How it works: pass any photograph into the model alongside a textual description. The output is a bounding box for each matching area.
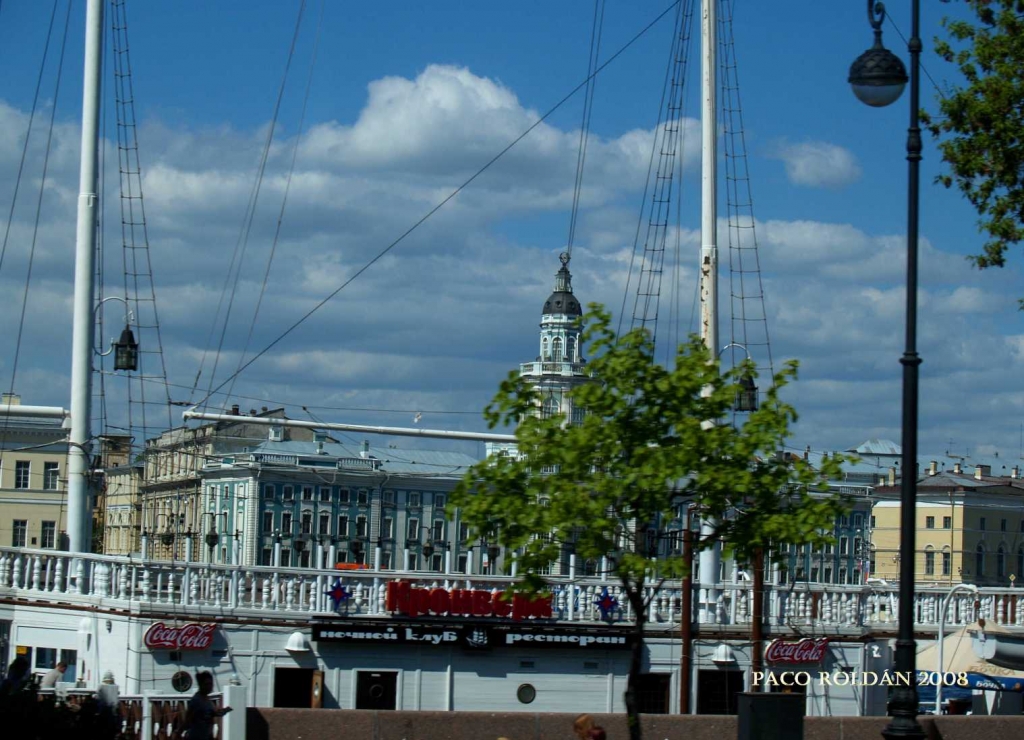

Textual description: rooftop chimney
[804,446,810,461]
[975,465,991,480]
[360,440,370,459]
[1012,466,1019,480]
[1,393,21,406]
[953,462,962,474]
[231,404,240,416]
[888,467,896,486]
[261,406,268,413]
[928,460,938,476]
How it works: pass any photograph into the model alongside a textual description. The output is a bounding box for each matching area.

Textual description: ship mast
[67,0,104,553]
[697,0,721,621]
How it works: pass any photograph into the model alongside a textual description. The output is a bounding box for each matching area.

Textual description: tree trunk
[625,586,646,740]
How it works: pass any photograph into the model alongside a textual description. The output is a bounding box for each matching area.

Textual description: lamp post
[848,2,922,738]
[935,584,978,715]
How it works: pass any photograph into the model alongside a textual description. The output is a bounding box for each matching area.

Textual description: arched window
[542,396,559,419]
[924,546,935,576]
[542,337,549,361]
[976,544,986,578]
[998,545,1007,578]
[566,336,576,363]
[551,337,562,362]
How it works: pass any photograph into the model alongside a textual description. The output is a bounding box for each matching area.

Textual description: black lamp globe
[114,325,139,372]
[848,3,907,107]
[422,541,434,560]
[205,531,219,550]
[160,531,175,547]
[735,373,759,413]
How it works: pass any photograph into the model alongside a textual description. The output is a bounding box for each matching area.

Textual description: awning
[911,624,1024,692]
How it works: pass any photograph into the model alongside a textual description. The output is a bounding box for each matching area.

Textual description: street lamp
[93,296,139,372]
[718,343,758,413]
[935,584,979,716]
[849,2,923,738]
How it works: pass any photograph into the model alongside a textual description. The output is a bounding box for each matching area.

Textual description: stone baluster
[167,572,177,604]
[272,572,280,608]
[12,554,24,589]
[716,593,726,624]
[356,582,366,613]
[74,558,85,595]
[0,552,8,588]
[262,576,271,609]
[140,567,151,601]
[378,582,387,614]
[31,556,42,591]
[44,557,54,592]
[309,578,319,612]
[118,565,128,600]
[213,572,223,607]
[52,557,64,594]
[96,563,110,598]
[286,577,296,610]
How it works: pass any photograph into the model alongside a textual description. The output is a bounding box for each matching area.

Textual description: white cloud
[768,140,862,189]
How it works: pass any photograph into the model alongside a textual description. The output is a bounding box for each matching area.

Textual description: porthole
[517,683,536,704]
[171,671,193,693]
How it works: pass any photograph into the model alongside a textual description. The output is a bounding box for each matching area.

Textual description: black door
[273,667,315,708]
[356,671,398,710]
[696,669,745,715]
[635,673,671,714]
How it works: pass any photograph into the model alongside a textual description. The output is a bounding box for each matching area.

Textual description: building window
[383,489,395,505]
[409,492,420,507]
[943,516,952,529]
[458,553,469,573]
[406,552,418,571]
[261,548,272,566]
[262,512,274,532]
[853,514,863,529]
[281,512,292,534]
[459,522,469,542]
[280,549,291,567]
[431,554,443,572]
[319,513,330,536]
[338,488,350,503]
[435,494,446,509]
[301,511,312,535]
[43,463,59,491]
[380,551,392,569]
[432,520,445,541]
[356,516,368,538]
[357,489,369,506]
[823,567,833,584]
[567,336,576,363]
[976,545,986,577]
[382,517,394,539]
[542,396,559,418]
[41,521,56,549]
[263,485,275,500]
[302,486,313,501]
[15,461,30,489]
[998,546,1006,578]
[1001,519,1007,532]
[12,520,27,547]
[870,516,876,528]
[338,515,349,538]
[407,518,420,540]
[925,516,935,529]
[925,550,935,576]
[840,537,849,555]
[551,337,562,362]
[319,487,331,502]
[980,517,987,531]
[942,550,951,576]
[283,486,294,501]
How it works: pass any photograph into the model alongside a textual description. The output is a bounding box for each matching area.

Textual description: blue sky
[1,0,1021,465]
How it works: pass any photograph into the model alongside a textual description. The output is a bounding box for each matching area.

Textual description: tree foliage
[451,304,849,739]
[923,0,1024,287]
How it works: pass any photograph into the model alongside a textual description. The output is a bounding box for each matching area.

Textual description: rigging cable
[4,0,72,419]
[193,0,308,413]
[187,0,683,411]
[224,0,326,409]
[564,0,606,260]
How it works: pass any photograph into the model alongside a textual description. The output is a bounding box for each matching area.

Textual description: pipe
[751,548,765,691]
[680,528,693,714]
[182,409,518,443]
[0,405,70,419]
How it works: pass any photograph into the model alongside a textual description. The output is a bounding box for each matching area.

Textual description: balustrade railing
[2,546,1022,631]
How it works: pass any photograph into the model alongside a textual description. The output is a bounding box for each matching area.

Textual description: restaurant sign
[764,637,830,664]
[312,622,635,650]
[144,622,217,651]
[385,581,553,622]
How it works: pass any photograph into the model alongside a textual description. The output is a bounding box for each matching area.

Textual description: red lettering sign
[385,582,552,622]
[764,637,829,664]
[144,622,216,651]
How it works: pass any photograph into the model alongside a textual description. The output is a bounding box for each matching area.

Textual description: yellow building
[102,462,143,555]
[871,462,1024,587]
[0,394,70,550]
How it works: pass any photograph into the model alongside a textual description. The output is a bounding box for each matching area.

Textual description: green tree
[451,305,847,740]
[923,0,1024,294]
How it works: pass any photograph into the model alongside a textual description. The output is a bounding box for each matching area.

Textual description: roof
[234,439,480,478]
[542,253,582,317]
[848,439,901,456]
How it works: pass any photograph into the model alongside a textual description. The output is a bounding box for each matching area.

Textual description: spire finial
[559,251,570,268]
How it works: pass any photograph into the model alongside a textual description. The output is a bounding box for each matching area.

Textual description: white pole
[67,0,104,554]
[697,0,721,620]
[182,410,517,443]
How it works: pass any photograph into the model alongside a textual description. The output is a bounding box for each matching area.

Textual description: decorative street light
[935,584,979,716]
[718,343,758,413]
[848,2,923,738]
[93,297,139,372]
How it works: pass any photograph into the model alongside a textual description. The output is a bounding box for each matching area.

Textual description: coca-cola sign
[764,637,829,664]
[144,622,216,651]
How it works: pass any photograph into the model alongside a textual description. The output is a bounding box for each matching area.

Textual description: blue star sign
[595,587,618,621]
[325,579,352,611]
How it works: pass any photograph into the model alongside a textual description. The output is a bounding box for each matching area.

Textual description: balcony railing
[519,361,590,377]
[0,546,1021,632]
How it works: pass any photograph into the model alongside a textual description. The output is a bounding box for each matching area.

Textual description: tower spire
[554,251,573,294]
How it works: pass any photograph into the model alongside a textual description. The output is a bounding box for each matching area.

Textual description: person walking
[182,671,232,740]
[40,661,66,688]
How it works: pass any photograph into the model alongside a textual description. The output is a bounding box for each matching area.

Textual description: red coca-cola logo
[764,637,829,664]
[144,622,216,651]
